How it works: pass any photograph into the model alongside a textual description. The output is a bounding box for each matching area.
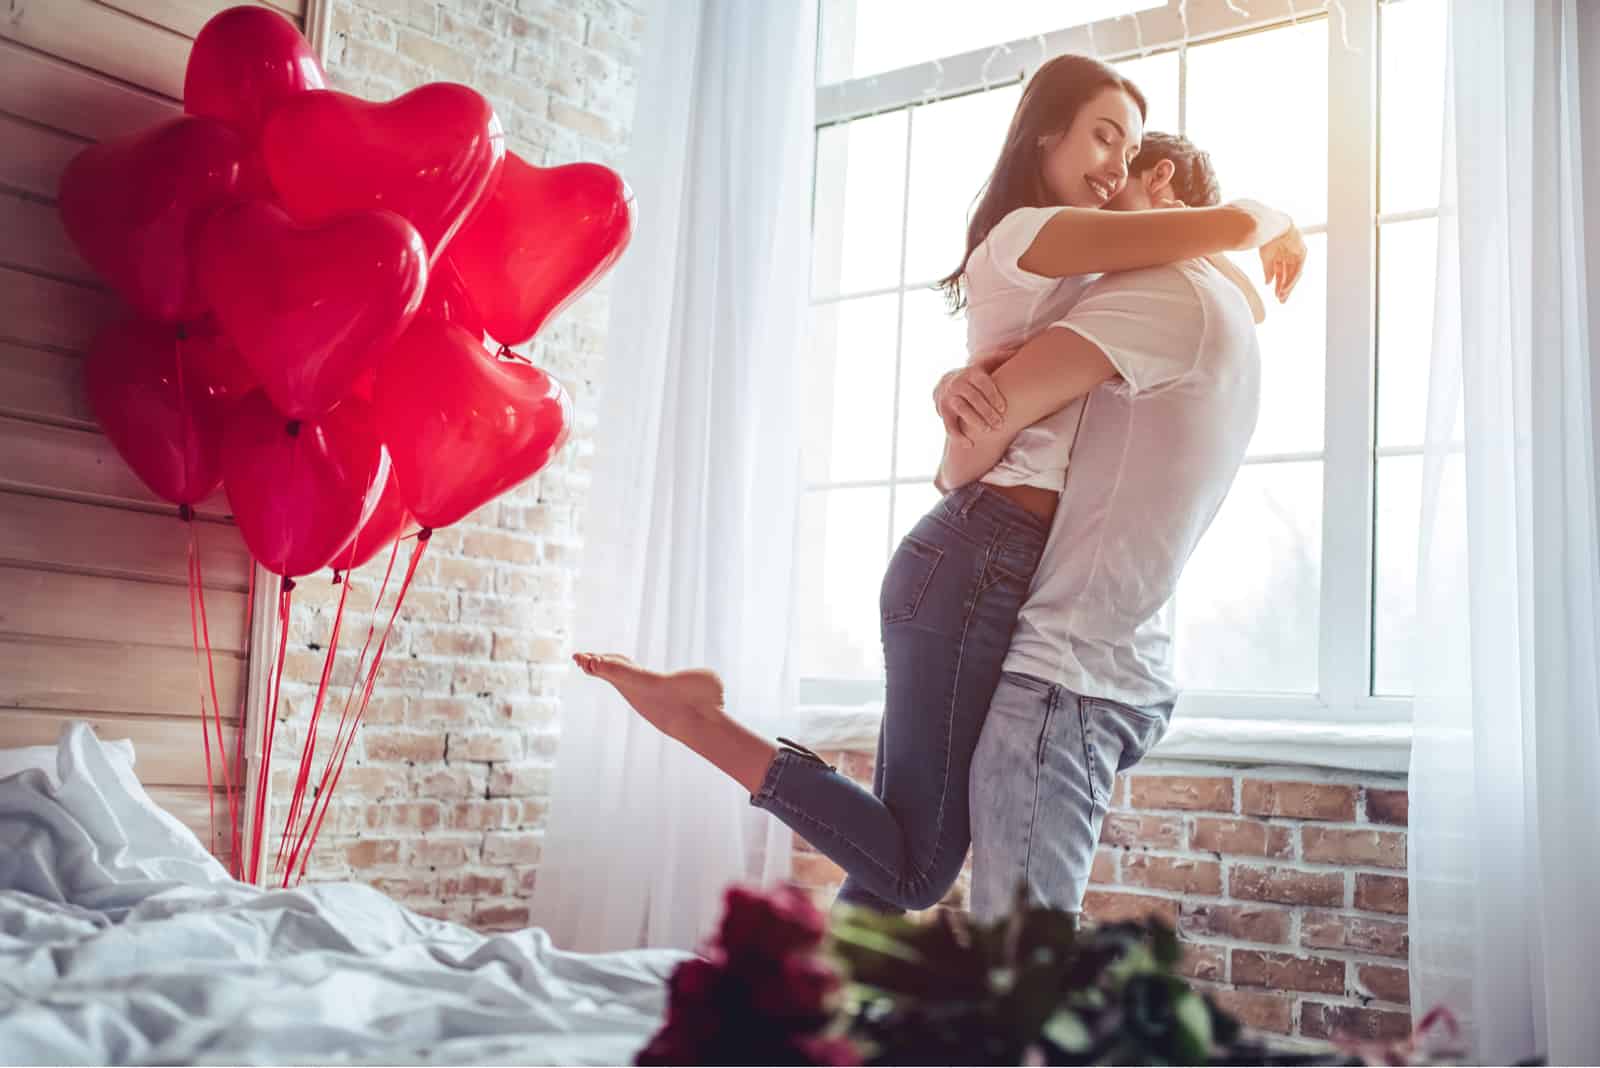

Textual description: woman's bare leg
[572,653,778,794]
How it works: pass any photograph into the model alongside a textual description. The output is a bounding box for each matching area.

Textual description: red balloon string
[284,532,403,877]
[496,343,530,365]
[187,516,237,864]
[247,576,294,886]
[185,517,218,856]
[274,569,351,882]
[230,564,257,879]
[291,530,430,883]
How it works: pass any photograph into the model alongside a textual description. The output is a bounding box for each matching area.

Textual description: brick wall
[264,0,644,929]
[798,750,1411,1051]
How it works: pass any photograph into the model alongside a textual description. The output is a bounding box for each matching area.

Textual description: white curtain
[1409,2,1600,1062]
[528,0,814,952]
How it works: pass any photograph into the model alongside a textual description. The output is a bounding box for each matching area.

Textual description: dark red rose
[718,883,827,961]
[748,954,844,1020]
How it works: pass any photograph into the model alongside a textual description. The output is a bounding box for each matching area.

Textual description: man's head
[1107,131,1220,210]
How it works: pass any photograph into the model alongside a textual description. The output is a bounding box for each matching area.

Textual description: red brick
[1355,873,1408,914]
[1190,817,1295,858]
[472,903,532,931]
[1229,865,1345,907]
[1241,780,1357,821]
[408,838,472,869]
[1179,903,1292,945]
[1099,812,1184,849]
[447,799,519,830]
[1356,963,1411,1005]
[1232,949,1346,994]
[452,730,524,762]
[345,838,402,868]
[369,875,435,899]
[483,830,541,865]
[1301,911,1409,959]
[1121,855,1222,895]
[1128,775,1234,812]
[440,870,508,898]
[1302,827,1406,869]
[334,765,409,799]
[383,801,444,831]
[1091,849,1118,885]
[1081,891,1179,927]
[1207,989,1293,1035]
[792,851,844,888]
[1176,943,1226,982]
[1300,1002,1412,1042]
[1365,788,1409,826]
[488,762,552,797]
[364,730,447,763]
[416,766,484,799]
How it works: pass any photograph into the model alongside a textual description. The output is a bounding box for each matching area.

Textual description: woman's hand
[934,363,1007,447]
[1259,223,1307,302]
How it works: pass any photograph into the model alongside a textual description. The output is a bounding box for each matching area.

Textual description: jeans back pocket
[880,534,943,625]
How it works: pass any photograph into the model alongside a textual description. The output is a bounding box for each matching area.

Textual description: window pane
[1222,232,1328,456]
[805,296,900,484]
[903,85,1021,286]
[1175,461,1323,693]
[796,488,890,680]
[1374,451,1465,695]
[1380,0,1447,216]
[1377,217,1460,448]
[819,0,1163,85]
[891,480,943,546]
[1115,49,1180,138]
[896,287,965,479]
[812,111,908,298]
[1186,20,1329,225]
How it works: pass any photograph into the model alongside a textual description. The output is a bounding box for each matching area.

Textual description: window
[799,0,1445,759]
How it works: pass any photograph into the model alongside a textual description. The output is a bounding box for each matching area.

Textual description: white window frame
[800,0,1422,772]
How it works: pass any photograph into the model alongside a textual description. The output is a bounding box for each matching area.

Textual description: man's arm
[934,327,1118,492]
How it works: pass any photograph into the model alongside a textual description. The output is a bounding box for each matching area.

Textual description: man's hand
[934,364,1006,447]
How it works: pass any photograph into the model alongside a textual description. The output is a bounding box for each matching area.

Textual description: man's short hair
[1132,131,1221,207]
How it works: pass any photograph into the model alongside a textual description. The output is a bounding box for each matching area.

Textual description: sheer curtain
[528,0,814,952]
[1409,2,1600,1062]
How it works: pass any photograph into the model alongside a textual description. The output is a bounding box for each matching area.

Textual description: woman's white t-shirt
[963,206,1096,492]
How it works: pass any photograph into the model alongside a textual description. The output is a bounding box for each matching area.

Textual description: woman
[573,54,1305,913]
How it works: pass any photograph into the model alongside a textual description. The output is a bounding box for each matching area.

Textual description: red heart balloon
[374,318,571,530]
[260,84,505,264]
[445,155,633,347]
[332,464,413,573]
[58,117,246,323]
[83,319,239,507]
[184,5,327,143]
[221,391,389,578]
[195,201,427,419]
[346,258,483,404]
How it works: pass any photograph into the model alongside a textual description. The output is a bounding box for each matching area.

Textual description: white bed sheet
[0,723,684,1066]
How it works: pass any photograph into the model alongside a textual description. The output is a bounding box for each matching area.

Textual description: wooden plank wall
[0,0,306,864]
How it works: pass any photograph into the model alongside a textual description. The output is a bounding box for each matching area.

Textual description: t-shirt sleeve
[973,206,1070,290]
[1050,265,1205,396]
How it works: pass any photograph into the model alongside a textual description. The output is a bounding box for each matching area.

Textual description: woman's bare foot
[572,653,727,741]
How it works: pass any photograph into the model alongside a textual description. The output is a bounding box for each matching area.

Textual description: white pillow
[0,735,137,787]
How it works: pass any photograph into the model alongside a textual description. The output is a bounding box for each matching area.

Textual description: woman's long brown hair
[936,54,1147,311]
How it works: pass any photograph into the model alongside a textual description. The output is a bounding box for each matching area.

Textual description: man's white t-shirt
[1001,257,1262,707]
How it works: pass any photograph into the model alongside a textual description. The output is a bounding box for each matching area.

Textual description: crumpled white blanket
[0,723,684,1066]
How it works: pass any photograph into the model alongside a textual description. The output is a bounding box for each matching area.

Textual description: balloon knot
[282,577,296,594]
[176,323,190,342]
[178,504,194,523]
[285,420,302,438]
[418,527,434,544]
[331,571,344,585]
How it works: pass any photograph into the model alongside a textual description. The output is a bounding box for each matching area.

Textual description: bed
[0,723,684,1066]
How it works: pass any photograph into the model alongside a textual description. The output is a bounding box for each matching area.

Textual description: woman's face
[1038,86,1144,209]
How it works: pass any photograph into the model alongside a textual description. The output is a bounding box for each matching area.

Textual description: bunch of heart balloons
[58,4,633,886]
[63,3,634,579]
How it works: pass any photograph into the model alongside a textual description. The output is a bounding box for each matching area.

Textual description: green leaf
[1043,1008,1092,1053]
[1170,989,1215,1061]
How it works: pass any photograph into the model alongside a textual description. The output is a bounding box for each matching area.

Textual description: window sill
[790,705,1411,775]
